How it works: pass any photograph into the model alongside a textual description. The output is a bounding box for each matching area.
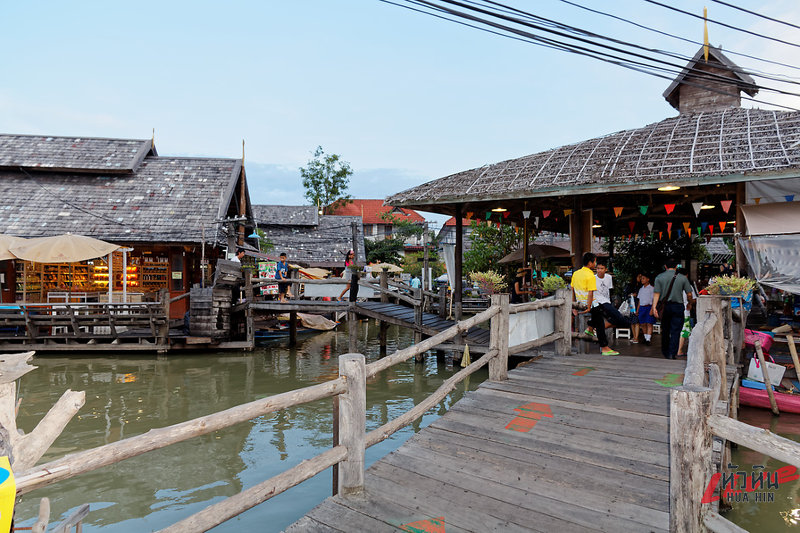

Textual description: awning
[742,203,800,236]
[739,235,800,295]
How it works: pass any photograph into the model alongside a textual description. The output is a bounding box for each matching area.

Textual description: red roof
[330,199,425,225]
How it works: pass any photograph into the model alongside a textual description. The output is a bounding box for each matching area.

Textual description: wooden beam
[338,354,365,495]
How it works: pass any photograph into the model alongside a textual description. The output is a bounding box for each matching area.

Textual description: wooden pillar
[379,321,388,355]
[289,311,297,346]
[244,270,254,349]
[422,221,429,291]
[522,212,529,271]
[289,268,299,301]
[670,385,713,533]
[414,288,423,362]
[438,285,447,318]
[159,288,170,348]
[554,287,573,356]
[735,182,746,276]
[338,353,365,495]
[380,269,389,303]
[569,200,583,271]
[454,204,463,321]
[348,305,358,354]
[489,294,510,381]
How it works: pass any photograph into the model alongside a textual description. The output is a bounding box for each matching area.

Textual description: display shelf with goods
[93,257,141,292]
[258,261,279,296]
[15,262,43,302]
[141,256,170,292]
[41,263,92,292]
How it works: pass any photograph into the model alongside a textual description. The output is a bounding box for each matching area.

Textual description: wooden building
[252,205,366,268]
[0,134,253,318]
[386,45,800,317]
[329,199,425,253]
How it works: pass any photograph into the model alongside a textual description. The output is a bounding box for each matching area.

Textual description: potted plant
[541,275,567,296]
[707,274,756,311]
[468,271,506,296]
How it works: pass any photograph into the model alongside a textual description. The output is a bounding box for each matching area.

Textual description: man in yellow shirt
[571,252,618,356]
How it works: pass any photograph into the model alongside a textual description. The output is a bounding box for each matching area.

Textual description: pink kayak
[739,386,800,414]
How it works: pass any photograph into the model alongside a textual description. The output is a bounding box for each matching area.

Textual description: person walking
[652,258,694,359]
[338,250,356,301]
[636,273,655,345]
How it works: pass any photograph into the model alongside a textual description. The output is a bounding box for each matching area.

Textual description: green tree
[300,146,353,214]
[402,251,445,278]
[610,235,711,299]
[365,238,403,264]
[463,221,521,282]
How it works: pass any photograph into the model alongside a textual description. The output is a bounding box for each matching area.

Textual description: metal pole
[108,253,113,303]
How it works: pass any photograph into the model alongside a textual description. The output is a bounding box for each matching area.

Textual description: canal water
[15,319,487,532]
[725,407,800,531]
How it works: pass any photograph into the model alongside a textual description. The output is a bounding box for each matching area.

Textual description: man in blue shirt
[410,276,421,289]
[275,252,292,302]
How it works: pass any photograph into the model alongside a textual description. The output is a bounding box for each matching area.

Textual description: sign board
[258,261,279,295]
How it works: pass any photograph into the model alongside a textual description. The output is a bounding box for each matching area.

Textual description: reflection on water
[725,407,800,531]
[15,319,485,532]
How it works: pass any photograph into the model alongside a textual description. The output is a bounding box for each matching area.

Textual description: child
[637,273,655,345]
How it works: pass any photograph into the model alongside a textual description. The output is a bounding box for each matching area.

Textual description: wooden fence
[670,295,800,533]
[13,289,573,531]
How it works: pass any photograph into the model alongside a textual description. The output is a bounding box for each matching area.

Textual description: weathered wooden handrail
[156,446,348,533]
[366,348,499,447]
[509,297,566,314]
[16,377,348,493]
[169,292,190,304]
[365,304,501,378]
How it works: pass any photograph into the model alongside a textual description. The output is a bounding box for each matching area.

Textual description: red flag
[665,203,676,215]
[720,200,732,213]
[543,210,551,218]
[628,221,635,233]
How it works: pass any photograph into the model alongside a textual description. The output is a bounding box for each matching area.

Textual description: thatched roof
[0,134,155,173]
[387,107,800,211]
[253,205,318,226]
[0,156,248,243]
[255,213,366,268]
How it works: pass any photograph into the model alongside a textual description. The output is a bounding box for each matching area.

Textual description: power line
[710,0,800,32]
[385,0,800,110]
[643,0,800,50]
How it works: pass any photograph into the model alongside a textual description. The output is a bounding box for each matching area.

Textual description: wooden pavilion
[386,46,800,318]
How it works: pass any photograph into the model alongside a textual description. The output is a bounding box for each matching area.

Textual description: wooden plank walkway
[355,301,491,345]
[286,353,691,532]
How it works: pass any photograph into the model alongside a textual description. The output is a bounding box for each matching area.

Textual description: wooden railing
[12,288,574,530]
[669,295,800,533]
[0,292,170,346]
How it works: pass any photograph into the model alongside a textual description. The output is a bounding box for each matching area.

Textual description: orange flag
[613,207,623,217]
[719,221,726,232]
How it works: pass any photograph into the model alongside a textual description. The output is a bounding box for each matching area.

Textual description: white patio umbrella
[0,234,26,261]
[369,262,403,273]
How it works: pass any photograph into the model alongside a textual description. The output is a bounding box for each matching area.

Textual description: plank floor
[285,353,689,532]
[356,301,492,344]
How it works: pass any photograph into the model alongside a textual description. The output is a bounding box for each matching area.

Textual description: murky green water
[14,319,486,532]
[725,407,800,531]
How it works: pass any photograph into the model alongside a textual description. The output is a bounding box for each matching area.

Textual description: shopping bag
[618,300,629,315]
[747,356,786,386]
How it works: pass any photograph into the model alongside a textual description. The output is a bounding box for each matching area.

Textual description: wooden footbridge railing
[670,295,800,533]
[10,289,573,531]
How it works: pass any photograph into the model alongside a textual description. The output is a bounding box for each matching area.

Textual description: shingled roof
[0,134,155,173]
[256,213,366,268]
[253,205,319,226]
[386,107,800,210]
[0,156,247,243]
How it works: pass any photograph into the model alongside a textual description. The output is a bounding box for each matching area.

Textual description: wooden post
[289,311,297,346]
[338,353,365,496]
[244,270,254,349]
[331,396,339,496]
[159,288,170,347]
[755,340,779,416]
[380,269,389,303]
[697,296,726,400]
[454,203,463,321]
[735,182,746,277]
[289,268,299,300]
[413,288,423,354]
[438,285,447,318]
[489,294,510,382]
[348,305,358,354]
[379,320,388,355]
[670,385,714,533]
[554,288,572,356]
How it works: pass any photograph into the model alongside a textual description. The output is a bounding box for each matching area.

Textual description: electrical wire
[642,0,800,50]
[710,0,800,32]
[380,0,800,111]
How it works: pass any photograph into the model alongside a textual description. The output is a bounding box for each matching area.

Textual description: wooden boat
[739,380,800,414]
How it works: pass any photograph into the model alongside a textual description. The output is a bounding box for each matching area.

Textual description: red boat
[739,386,800,414]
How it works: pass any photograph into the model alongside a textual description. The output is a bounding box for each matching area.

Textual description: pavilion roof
[386,107,800,212]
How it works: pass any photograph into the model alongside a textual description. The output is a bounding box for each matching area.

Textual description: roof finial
[151,128,155,148]
[703,6,709,61]
[242,139,245,164]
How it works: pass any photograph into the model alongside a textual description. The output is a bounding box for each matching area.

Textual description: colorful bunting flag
[692,202,702,217]
[659,231,663,240]
[787,195,795,202]
[720,200,732,213]
[522,210,531,219]
[701,222,709,232]
[754,198,761,205]
[647,221,654,232]
[628,221,636,233]
[709,225,714,235]
[667,222,673,233]
[665,203,676,215]
[534,216,540,228]
[466,211,473,220]
[543,210,551,219]
[485,212,492,220]
[719,221,726,232]
[613,207,623,217]
[683,222,691,234]
[564,209,573,216]
[639,206,648,215]
[696,226,701,236]
[503,212,510,219]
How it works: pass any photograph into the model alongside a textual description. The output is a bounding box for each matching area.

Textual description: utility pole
[351,221,359,266]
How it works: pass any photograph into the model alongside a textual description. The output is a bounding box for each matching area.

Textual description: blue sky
[2,1,799,229]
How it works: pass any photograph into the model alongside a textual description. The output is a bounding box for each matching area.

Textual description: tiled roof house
[0,134,253,310]
[329,199,425,247]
